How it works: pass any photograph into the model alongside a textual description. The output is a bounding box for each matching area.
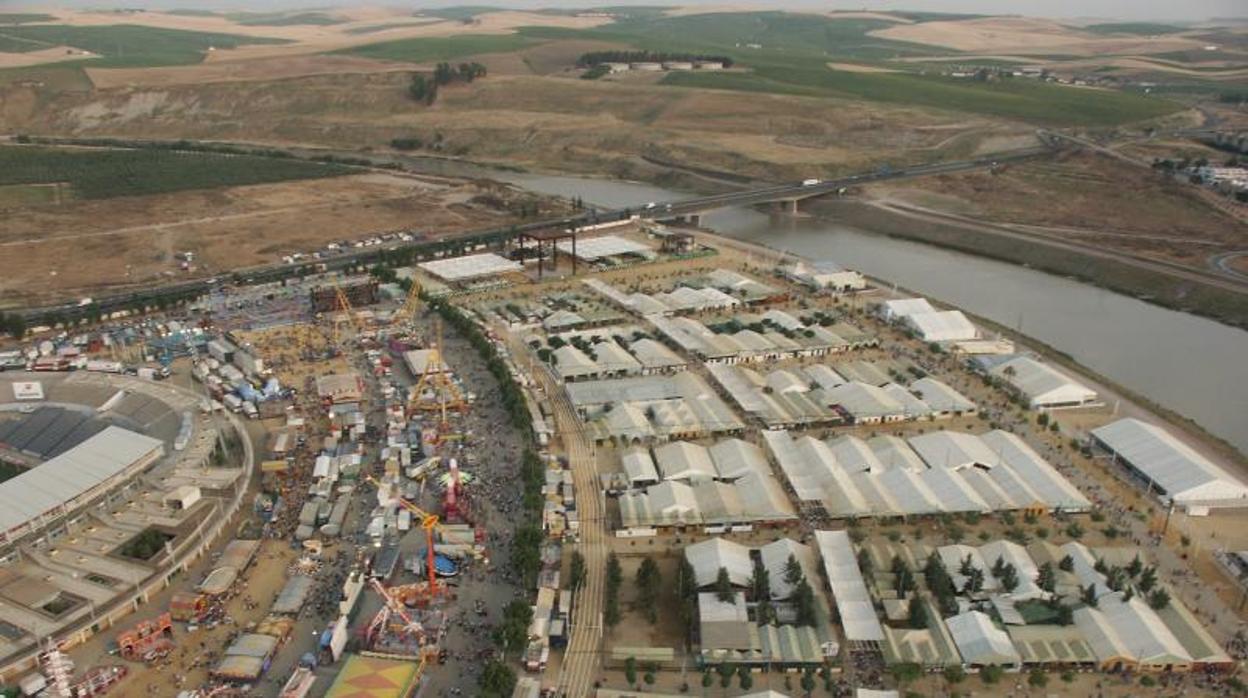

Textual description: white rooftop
[556,235,655,261]
[1092,418,1248,507]
[418,253,523,281]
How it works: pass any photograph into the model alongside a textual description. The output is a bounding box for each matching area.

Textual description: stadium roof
[1091,418,1248,507]
[0,426,163,536]
[418,253,522,281]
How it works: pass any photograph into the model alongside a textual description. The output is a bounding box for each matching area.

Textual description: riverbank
[693,228,1247,468]
[807,197,1248,330]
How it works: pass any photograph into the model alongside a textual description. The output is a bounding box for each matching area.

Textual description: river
[482,170,1248,457]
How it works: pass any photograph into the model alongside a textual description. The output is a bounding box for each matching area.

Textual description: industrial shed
[909,378,977,416]
[759,538,818,600]
[555,235,655,261]
[814,530,884,647]
[620,449,660,486]
[654,441,717,481]
[880,297,936,321]
[905,310,979,342]
[628,338,686,374]
[1007,625,1096,668]
[1074,595,1193,673]
[0,426,164,542]
[988,356,1098,410]
[1091,418,1248,514]
[618,474,796,529]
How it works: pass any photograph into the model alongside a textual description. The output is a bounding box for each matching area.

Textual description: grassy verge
[0,144,352,200]
[0,24,287,68]
[335,33,533,62]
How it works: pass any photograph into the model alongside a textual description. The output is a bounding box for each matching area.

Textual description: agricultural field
[1082,22,1189,35]
[0,145,351,200]
[0,24,288,68]
[335,33,533,63]
[0,13,54,25]
[664,66,1182,127]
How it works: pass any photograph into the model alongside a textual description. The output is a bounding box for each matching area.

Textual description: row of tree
[408,62,488,105]
[577,50,733,68]
[0,311,27,339]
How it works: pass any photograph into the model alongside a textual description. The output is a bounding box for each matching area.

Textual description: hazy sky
[23,0,1246,22]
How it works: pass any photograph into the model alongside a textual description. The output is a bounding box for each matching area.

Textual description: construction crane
[367,477,447,604]
[408,318,466,428]
[330,280,366,346]
[391,279,423,327]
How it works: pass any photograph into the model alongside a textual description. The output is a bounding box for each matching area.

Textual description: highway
[13,145,1053,325]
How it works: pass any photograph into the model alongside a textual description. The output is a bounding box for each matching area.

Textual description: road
[504,330,606,697]
[13,142,1052,324]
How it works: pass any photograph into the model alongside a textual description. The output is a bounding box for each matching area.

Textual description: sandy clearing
[86,54,414,89]
[870,16,1203,56]
[826,61,898,73]
[0,46,97,69]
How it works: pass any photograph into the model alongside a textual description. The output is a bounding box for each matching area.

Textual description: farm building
[1091,418,1248,514]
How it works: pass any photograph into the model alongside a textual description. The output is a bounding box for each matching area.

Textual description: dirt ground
[86,54,414,89]
[0,172,549,305]
[0,45,97,69]
[870,16,1205,57]
[863,150,1247,270]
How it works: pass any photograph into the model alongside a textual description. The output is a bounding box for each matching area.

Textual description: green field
[0,32,50,52]
[0,24,288,68]
[0,13,54,25]
[226,12,343,27]
[344,20,433,35]
[0,145,352,200]
[336,33,534,62]
[0,64,94,91]
[515,11,1183,127]
[0,182,66,207]
[1084,22,1189,35]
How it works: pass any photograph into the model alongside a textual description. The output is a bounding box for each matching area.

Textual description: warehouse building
[419,253,523,282]
[627,338,687,374]
[986,356,1098,410]
[904,310,979,343]
[781,260,867,293]
[1091,418,1248,514]
[555,235,656,263]
[648,314,853,363]
[880,298,936,321]
[685,538,752,588]
[764,429,1089,519]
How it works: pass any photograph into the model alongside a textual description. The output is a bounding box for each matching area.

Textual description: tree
[715,566,734,603]
[1138,566,1158,593]
[943,665,965,684]
[1028,669,1048,688]
[493,600,532,658]
[480,659,517,696]
[794,578,817,627]
[908,598,929,629]
[857,547,873,575]
[800,671,816,695]
[1037,562,1056,593]
[1082,583,1099,608]
[624,656,638,687]
[749,558,770,602]
[784,553,804,589]
[959,554,975,577]
[569,551,586,590]
[678,557,699,642]
[1055,603,1074,626]
[991,554,1007,579]
[701,670,713,690]
[1000,564,1019,593]
[1148,588,1171,610]
[637,557,662,623]
[1059,554,1075,572]
[981,665,1004,685]
[890,663,921,685]
[644,672,655,686]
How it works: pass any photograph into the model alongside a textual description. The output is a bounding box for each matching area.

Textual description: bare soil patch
[826,61,899,73]
[871,16,1202,56]
[87,53,411,89]
[0,173,538,304]
[0,45,96,68]
[863,151,1246,270]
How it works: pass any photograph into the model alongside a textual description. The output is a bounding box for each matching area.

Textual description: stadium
[0,370,254,682]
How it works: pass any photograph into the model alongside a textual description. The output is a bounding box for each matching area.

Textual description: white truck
[242,401,259,420]
[223,394,243,413]
[802,178,821,186]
